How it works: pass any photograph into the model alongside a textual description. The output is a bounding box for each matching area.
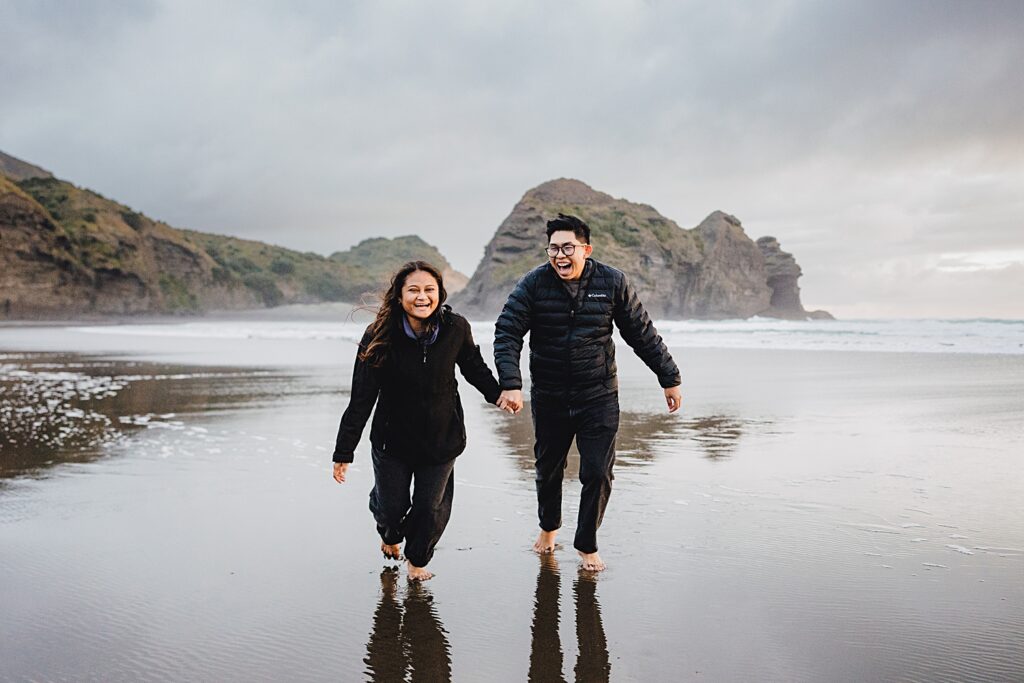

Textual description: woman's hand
[497,389,522,414]
[664,386,682,413]
[333,462,349,483]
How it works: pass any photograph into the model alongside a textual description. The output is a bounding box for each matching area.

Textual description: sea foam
[69,317,1024,355]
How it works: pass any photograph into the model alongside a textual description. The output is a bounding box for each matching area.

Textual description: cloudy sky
[2,0,1022,317]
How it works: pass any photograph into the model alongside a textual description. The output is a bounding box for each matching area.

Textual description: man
[495,213,682,571]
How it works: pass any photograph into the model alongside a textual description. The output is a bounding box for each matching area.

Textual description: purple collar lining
[403,316,439,344]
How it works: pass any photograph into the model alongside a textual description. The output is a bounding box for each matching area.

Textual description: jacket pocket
[451,392,467,452]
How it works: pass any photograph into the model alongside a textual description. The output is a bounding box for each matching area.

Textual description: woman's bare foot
[381,542,402,560]
[578,550,606,572]
[533,529,558,554]
[407,561,433,581]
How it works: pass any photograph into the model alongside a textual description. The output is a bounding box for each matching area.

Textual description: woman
[332,261,508,581]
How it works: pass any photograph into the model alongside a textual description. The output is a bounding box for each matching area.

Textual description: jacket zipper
[568,303,576,388]
[566,265,593,395]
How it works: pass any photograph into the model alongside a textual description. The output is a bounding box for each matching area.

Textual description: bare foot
[407,561,434,581]
[533,529,558,554]
[578,550,606,572]
[381,542,402,560]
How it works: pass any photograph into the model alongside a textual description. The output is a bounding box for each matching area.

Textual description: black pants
[369,446,455,568]
[531,394,620,554]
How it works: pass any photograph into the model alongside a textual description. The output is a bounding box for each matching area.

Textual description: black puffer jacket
[494,259,680,403]
[333,308,501,464]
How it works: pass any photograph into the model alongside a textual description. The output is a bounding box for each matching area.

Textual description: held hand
[664,386,682,414]
[333,462,349,483]
[498,389,523,415]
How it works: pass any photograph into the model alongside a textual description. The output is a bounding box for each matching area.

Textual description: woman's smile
[402,271,440,322]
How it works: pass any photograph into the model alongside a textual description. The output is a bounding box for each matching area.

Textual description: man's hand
[497,389,523,414]
[333,462,349,483]
[664,386,682,413]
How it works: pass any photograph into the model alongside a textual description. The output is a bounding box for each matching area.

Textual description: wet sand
[1,329,1023,681]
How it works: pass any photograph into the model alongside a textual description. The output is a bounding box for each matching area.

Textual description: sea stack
[452,178,831,320]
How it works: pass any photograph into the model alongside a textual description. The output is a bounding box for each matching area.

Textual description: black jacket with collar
[494,258,681,404]
[333,308,501,464]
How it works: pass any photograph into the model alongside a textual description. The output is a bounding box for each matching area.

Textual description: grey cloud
[1,0,1021,316]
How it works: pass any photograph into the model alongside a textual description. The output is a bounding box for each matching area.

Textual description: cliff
[0,151,465,319]
[0,151,53,181]
[329,236,468,296]
[452,179,831,320]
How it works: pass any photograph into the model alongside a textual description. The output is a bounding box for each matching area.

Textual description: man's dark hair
[545,213,590,244]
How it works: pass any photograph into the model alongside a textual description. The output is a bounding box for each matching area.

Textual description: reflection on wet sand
[681,415,747,459]
[0,352,306,479]
[529,555,610,683]
[364,568,452,682]
[493,400,761,478]
[529,554,565,683]
[573,573,610,682]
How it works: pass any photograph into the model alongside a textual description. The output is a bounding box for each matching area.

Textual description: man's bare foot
[381,542,401,560]
[533,529,558,554]
[407,561,433,581]
[578,550,606,572]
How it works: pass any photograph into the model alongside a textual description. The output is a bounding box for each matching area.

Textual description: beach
[1,317,1022,681]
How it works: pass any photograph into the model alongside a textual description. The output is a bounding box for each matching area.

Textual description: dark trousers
[531,394,619,554]
[369,446,455,568]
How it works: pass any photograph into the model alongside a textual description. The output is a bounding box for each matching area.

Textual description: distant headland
[1,150,829,321]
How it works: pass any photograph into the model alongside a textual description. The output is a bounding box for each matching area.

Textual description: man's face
[547,230,592,281]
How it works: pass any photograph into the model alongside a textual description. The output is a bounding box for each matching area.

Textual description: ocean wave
[64,318,1024,355]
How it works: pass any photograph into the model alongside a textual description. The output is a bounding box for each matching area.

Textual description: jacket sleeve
[493,273,534,391]
[456,318,502,405]
[612,273,681,389]
[332,330,382,463]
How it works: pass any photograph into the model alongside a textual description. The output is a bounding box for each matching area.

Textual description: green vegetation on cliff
[453,178,823,320]
[2,150,468,318]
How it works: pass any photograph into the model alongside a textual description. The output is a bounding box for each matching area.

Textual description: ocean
[38,315,1024,356]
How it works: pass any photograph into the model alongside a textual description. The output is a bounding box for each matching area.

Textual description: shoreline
[3,299,1022,327]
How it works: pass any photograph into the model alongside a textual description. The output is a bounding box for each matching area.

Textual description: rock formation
[755,236,833,319]
[329,236,467,296]
[1,171,259,317]
[0,151,52,182]
[452,179,831,320]
[0,151,465,319]
[2,151,826,321]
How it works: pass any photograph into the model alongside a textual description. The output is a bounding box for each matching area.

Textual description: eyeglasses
[546,243,582,257]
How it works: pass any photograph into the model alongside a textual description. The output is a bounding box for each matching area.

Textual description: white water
[66,317,1024,355]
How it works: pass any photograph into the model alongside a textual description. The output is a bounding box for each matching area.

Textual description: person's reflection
[494,399,757,476]
[573,573,610,682]
[685,415,745,459]
[364,568,452,682]
[529,555,566,683]
[529,556,611,683]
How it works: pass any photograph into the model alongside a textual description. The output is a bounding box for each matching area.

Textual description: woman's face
[401,270,440,322]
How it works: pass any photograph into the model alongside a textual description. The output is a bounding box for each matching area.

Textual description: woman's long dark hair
[359,260,448,368]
